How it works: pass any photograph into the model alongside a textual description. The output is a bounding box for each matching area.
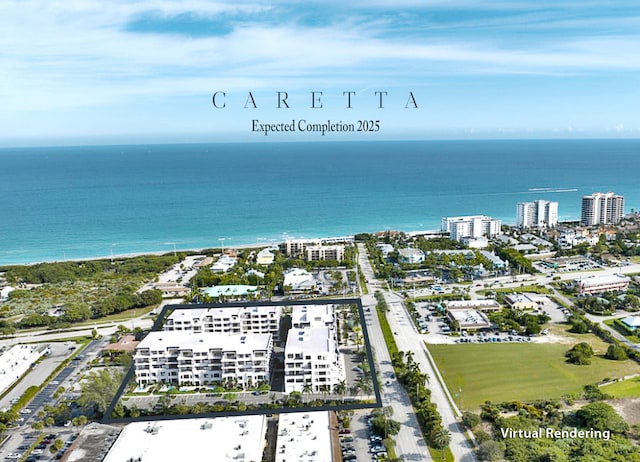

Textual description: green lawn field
[601,376,640,398]
[428,342,640,410]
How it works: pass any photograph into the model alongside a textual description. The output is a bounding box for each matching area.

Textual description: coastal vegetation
[0,255,174,330]
[474,399,639,461]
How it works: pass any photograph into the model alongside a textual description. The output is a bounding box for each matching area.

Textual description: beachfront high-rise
[580,192,625,226]
[441,215,502,242]
[516,200,558,229]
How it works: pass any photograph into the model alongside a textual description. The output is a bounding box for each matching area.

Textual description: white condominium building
[516,200,558,229]
[134,331,272,388]
[163,305,283,341]
[441,215,502,241]
[291,305,335,329]
[284,327,344,393]
[581,192,625,226]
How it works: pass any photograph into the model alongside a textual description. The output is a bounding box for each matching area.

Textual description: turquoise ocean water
[0,139,638,265]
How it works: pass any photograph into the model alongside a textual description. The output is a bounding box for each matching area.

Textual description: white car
[5,453,22,460]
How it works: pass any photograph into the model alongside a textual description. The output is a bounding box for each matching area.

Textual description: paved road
[382,291,476,462]
[358,244,432,461]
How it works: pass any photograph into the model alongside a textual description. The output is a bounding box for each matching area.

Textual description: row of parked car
[339,430,356,461]
[366,415,388,461]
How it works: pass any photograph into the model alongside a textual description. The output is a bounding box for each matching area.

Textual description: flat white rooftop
[275,411,332,462]
[286,328,333,354]
[138,331,272,353]
[292,305,334,327]
[448,309,490,328]
[0,344,46,396]
[446,299,500,309]
[576,274,630,287]
[103,415,266,462]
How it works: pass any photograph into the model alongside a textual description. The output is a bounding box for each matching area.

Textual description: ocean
[0,139,638,265]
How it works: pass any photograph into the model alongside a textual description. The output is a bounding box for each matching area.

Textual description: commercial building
[516,200,559,229]
[164,305,282,341]
[134,331,272,388]
[446,309,491,331]
[581,192,625,226]
[151,282,191,298]
[441,215,502,242]
[275,411,332,462]
[284,327,344,393]
[0,344,48,396]
[575,274,630,295]
[103,416,267,462]
[503,294,539,310]
[445,299,501,313]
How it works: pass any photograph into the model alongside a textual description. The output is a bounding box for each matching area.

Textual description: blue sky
[2,0,640,145]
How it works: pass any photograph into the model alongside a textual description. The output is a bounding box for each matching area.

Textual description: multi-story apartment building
[441,215,502,241]
[516,200,558,228]
[134,331,272,388]
[284,239,345,262]
[163,305,283,341]
[284,327,344,393]
[291,305,335,329]
[305,245,345,262]
[581,192,625,226]
[283,239,322,258]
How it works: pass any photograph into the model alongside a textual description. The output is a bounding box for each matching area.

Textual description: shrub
[605,344,628,361]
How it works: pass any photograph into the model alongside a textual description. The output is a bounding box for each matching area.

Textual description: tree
[569,320,589,334]
[605,344,628,361]
[524,317,541,335]
[575,402,628,434]
[431,426,451,460]
[566,342,594,365]
[334,380,348,403]
[78,368,124,417]
[301,382,313,400]
[50,439,64,454]
[31,421,44,431]
[477,440,505,461]
[461,411,481,429]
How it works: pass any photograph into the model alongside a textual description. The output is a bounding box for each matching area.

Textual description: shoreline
[0,215,615,268]
[0,229,446,267]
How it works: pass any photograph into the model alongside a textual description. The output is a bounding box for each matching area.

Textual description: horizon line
[1,136,640,150]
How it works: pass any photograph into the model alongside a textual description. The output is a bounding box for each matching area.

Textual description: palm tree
[301,382,313,401]
[431,427,451,460]
[334,380,348,403]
